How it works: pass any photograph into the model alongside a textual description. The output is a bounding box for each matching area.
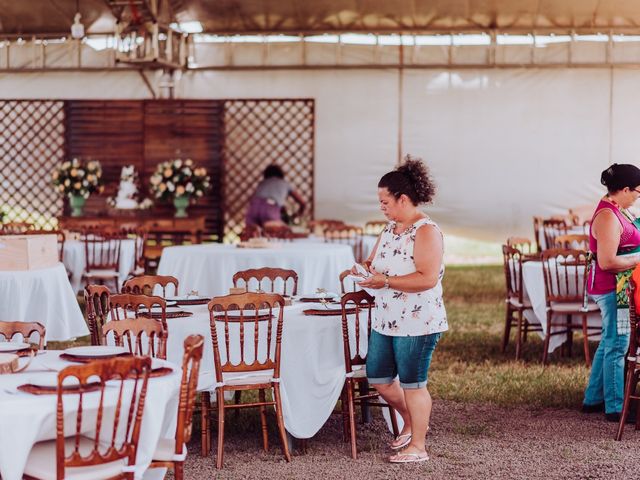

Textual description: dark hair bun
[600,163,640,192]
[396,156,435,204]
[378,155,436,205]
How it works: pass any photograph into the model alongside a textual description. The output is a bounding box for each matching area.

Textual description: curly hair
[378,155,436,205]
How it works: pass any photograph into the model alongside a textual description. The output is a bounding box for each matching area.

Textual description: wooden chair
[616,268,640,440]
[144,227,200,270]
[150,335,204,479]
[501,245,539,359]
[568,205,595,226]
[23,356,152,480]
[540,248,601,365]
[541,218,569,252]
[0,321,45,350]
[120,227,147,277]
[232,267,298,296]
[84,285,111,346]
[109,293,167,330]
[201,293,291,468]
[103,318,167,359]
[506,236,536,256]
[122,275,179,297]
[309,219,345,235]
[532,216,544,253]
[239,224,262,241]
[554,234,589,251]
[339,291,399,458]
[1,221,34,234]
[262,225,295,240]
[339,269,361,294]
[81,231,123,292]
[363,220,387,236]
[324,225,364,263]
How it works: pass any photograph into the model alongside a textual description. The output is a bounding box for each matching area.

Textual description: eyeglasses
[635,188,640,194]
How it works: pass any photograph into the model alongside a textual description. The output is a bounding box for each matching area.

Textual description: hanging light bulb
[71,12,85,39]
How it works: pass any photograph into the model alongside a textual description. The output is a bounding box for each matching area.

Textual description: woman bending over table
[355,156,448,464]
[583,163,640,422]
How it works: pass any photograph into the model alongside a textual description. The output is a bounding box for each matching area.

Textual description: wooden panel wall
[64,100,225,239]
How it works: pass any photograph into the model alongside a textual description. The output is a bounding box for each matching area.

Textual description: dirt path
[179,400,638,479]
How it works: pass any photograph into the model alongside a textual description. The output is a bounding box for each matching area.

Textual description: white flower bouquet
[149,158,210,202]
[52,158,103,198]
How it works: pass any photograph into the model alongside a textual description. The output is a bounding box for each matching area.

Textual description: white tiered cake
[114,165,139,209]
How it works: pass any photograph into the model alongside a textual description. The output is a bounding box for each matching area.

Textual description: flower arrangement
[52,158,103,198]
[149,158,210,201]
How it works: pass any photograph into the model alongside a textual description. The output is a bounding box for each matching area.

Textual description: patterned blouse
[371,217,448,337]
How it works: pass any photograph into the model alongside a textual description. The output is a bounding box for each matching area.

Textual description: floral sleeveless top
[371,217,448,337]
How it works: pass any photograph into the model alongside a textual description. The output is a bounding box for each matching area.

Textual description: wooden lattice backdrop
[0,101,65,229]
[223,99,315,242]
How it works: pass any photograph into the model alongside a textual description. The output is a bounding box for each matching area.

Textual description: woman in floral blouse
[357,156,447,464]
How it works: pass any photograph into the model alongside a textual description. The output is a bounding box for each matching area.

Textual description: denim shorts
[366,330,442,389]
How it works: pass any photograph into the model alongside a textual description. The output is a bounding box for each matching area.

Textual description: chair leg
[200,392,210,456]
[581,314,591,367]
[616,370,637,440]
[272,383,292,462]
[174,461,184,480]
[346,379,357,459]
[542,314,552,365]
[523,318,529,343]
[216,390,225,469]
[502,305,513,353]
[389,405,400,437]
[565,315,573,358]
[259,389,269,451]
[234,390,242,417]
[515,309,523,360]
[340,386,349,443]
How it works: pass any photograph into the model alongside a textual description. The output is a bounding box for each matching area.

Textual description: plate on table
[0,342,30,353]
[63,346,128,358]
[139,306,183,314]
[167,295,210,306]
[295,291,340,303]
[213,308,273,321]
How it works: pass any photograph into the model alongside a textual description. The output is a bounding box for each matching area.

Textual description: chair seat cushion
[83,269,119,279]
[508,296,532,308]
[24,437,128,480]
[550,301,600,313]
[152,438,187,462]
[349,365,367,378]
[222,369,275,387]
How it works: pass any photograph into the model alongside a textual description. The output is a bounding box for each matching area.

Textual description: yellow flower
[164,169,173,178]
[87,174,95,183]
[150,175,161,186]
[176,186,185,196]
[52,171,59,180]
[159,183,167,192]
[73,182,82,189]
[70,169,78,177]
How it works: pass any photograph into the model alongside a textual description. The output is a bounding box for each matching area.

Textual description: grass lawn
[432,265,591,409]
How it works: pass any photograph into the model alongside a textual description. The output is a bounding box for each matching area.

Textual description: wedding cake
[114,165,139,209]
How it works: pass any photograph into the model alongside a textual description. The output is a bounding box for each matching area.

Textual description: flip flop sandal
[389,452,430,464]
[389,433,412,450]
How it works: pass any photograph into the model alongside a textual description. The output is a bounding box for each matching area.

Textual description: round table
[0,263,88,341]
[157,243,356,297]
[63,239,137,294]
[0,351,180,480]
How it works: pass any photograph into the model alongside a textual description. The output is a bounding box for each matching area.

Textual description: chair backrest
[554,234,589,251]
[628,268,640,363]
[262,225,295,240]
[339,269,361,294]
[109,293,167,330]
[55,356,151,480]
[541,218,569,251]
[568,205,595,226]
[208,293,285,381]
[502,245,524,302]
[363,220,387,236]
[506,236,534,255]
[24,229,65,262]
[174,335,204,453]
[83,231,122,271]
[324,225,364,262]
[340,291,374,373]
[122,275,179,297]
[84,285,111,346]
[120,227,147,275]
[0,321,45,350]
[541,248,588,304]
[103,318,167,359]
[240,224,262,241]
[532,216,543,253]
[232,267,298,296]
[1,221,34,234]
[309,219,345,235]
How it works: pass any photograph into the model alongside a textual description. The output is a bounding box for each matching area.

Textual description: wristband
[383,274,390,288]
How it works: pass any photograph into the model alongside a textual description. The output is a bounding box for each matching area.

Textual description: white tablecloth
[521,260,601,353]
[0,263,88,341]
[163,302,370,439]
[0,351,181,480]
[64,239,137,293]
[299,235,379,263]
[158,243,355,297]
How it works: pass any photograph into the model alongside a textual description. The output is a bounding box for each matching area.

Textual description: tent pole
[397,35,404,165]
